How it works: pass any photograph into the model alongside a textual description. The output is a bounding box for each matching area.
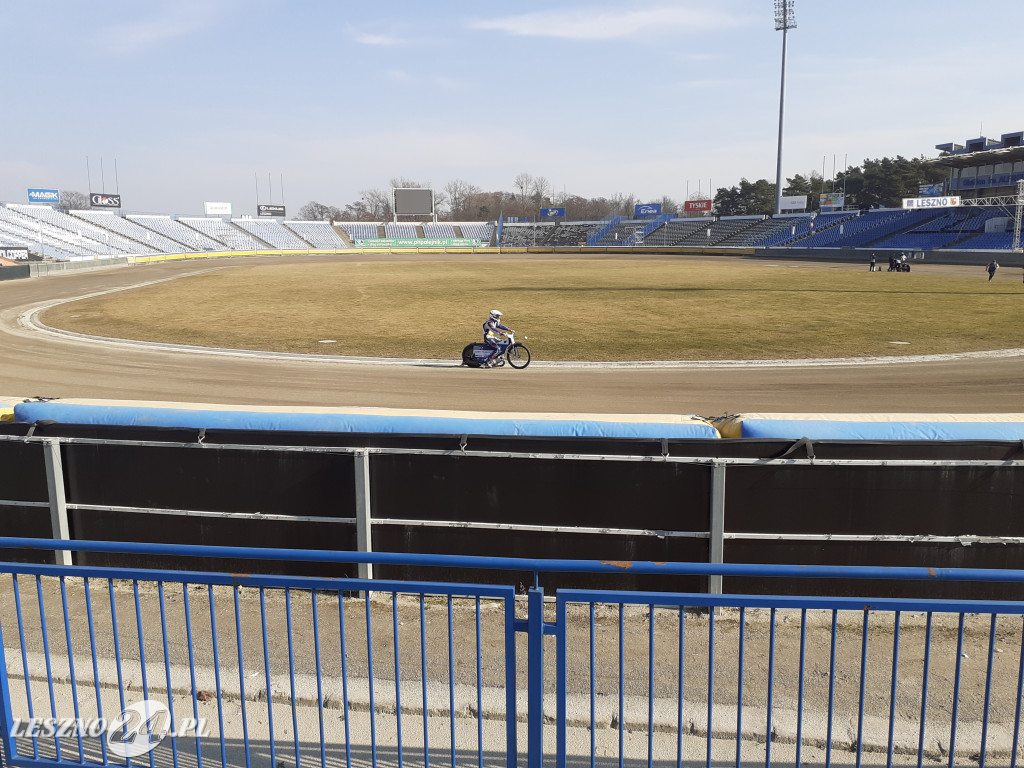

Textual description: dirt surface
[1,253,1024,415]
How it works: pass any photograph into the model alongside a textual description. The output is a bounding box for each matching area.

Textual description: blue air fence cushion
[719,413,1024,441]
[12,401,720,439]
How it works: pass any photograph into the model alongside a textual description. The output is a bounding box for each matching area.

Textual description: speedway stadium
[5,115,1024,768]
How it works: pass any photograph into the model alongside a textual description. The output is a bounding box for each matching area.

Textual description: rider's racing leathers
[482,317,512,364]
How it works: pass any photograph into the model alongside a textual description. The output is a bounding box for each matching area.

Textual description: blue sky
[2,0,1021,216]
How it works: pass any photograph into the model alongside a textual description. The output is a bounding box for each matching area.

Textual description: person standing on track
[987,259,999,281]
[481,309,513,367]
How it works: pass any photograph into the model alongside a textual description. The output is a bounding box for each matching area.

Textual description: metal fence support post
[527,586,544,768]
[709,461,726,595]
[43,439,72,566]
[354,450,373,581]
[0,632,14,768]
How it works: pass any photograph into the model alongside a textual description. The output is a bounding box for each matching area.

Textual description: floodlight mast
[1015,179,1024,252]
[773,0,796,216]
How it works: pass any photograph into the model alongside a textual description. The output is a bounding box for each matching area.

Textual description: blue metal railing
[2,538,1024,768]
[586,215,623,246]
[623,213,673,246]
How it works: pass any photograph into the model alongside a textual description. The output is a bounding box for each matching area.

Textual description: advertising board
[0,247,29,260]
[779,195,807,211]
[819,192,845,211]
[634,203,662,217]
[684,200,712,213]
[903,196,960,209]
[28,188,60,204]
[355,238,481,248]
[204,201,232,216]
[90,193,121,208]
[918,183,945,197]
[258,204,286,217]
[540,207,565,218]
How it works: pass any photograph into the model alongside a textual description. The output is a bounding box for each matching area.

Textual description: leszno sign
[258,204,286,217]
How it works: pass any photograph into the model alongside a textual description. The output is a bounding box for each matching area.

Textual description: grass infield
[41,258,1024,361]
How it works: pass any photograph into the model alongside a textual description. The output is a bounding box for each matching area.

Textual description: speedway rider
[481,310,513,367]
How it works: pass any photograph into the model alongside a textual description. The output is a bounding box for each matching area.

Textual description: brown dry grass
[40,258,1024,361]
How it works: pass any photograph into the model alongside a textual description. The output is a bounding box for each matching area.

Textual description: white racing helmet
[489,310,503,321]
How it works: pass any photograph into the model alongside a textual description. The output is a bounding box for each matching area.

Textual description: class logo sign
[90,193,122,208]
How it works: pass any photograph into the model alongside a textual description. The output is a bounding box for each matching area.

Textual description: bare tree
[361,189,392,220]
[513,173,533,211]
[60,190,90,210]
[443,179,482,220]
[530,176,551,208]
[296,201,342,221]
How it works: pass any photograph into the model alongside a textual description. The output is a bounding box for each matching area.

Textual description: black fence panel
[725,464,1024,537]
[71,510,357,577]
[61,442,356,516]
[369,452,711,530]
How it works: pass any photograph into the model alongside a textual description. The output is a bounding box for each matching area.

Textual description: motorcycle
[462,331,531,369]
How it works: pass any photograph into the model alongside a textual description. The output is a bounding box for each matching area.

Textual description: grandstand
[127,215,224,252]
[180,217,270,250]
[383,223,418,239]
[338,222,380,242]
[1,205,115,260]
[70,210,184,253]
[422,223,456,239]
[284,220,349,249]
[548,223,601,246]
[499,224,554,246]
[6,127,1024,261]
[457,222,494,244]
[233,218,310,249]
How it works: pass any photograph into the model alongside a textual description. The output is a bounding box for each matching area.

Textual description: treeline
[296,157,949,222]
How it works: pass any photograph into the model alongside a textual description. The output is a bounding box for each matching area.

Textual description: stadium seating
[383,223,418,239]
[180,217,271,250]
[7,204,134,255]
[70,211,185,253]
[720,217,805,247]
[1,205,112,258]
[499,224,553,246]
[673,217,763,247]
[456,222,494,244]
[127,215,225,252]
[422,223,457,239]
[338,223,380,242]
[593,220,652,247]
[949,232,1015,250]
[548,223,601,246]
[233,218,310,249]
[284,221,349,249]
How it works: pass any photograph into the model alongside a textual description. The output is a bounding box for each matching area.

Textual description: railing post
[354,449,373,581]
[43,438,72,566]
[709,461,726,595]
[0,632,14,768]
[527,586,544,768]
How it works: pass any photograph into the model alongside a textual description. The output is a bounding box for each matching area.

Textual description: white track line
[17,288,1024,370]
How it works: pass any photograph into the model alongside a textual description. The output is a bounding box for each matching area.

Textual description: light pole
[773,0,796,215]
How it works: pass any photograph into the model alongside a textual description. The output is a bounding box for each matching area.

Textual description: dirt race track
[1,253,1022,416]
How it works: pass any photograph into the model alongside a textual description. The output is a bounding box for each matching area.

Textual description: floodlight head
[774,0,796,31]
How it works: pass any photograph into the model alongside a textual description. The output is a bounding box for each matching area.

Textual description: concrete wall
[27,257,131,277]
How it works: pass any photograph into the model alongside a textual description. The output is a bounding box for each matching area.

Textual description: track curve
[2,255,1022,415]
